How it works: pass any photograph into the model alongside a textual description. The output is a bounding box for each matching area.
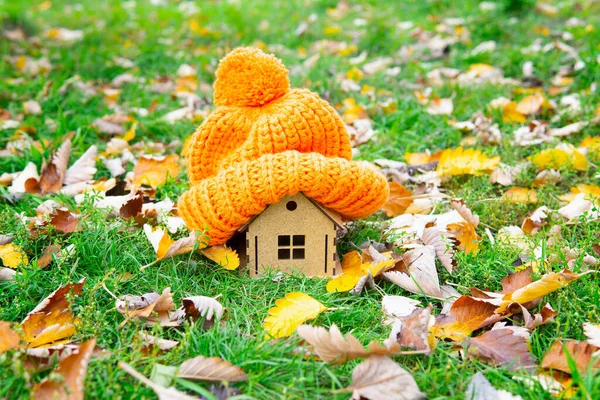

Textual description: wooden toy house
[231,193,343,277]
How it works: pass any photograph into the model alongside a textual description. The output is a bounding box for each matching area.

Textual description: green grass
[1,0,600,399]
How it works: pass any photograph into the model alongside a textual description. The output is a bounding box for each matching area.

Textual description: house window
[277,235,305,260]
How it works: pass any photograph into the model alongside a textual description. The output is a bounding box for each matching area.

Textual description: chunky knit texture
[180,47,389,245]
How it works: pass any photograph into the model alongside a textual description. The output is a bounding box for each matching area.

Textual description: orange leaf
[502,101,527,123]
[541,340,600,375]
[132,155,181,188]
[0,321,21,354]
[447,222,481,254]
[381,183,413,217]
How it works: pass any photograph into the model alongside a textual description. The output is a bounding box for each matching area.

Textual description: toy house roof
[238,192,344,233]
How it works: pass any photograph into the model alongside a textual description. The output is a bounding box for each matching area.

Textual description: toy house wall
[246,193,337,277]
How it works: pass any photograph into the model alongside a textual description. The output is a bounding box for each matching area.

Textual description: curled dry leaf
[40,139,72,193]
[141,226,198,270]
[522,206,549,234]
[450,198,480,228]
[37,244,62,269]
[381,182,413,217]
[389,306,436,353]
[32,338,96,400]
[432,296,500,341]
[381,295,421,318]
[384,245,443,299]
[8,162,40,195]
[467,328,534,371]
[496,270,592,313]
[298,323,424,365]
[63,145,97,185]
[263,292,327,339]
[139,332,179,352]
[422,227,456,273]
[22,279,85,347]
[541,340,600,374]
[177,355,248,382]
[180,296,224,321]
[327,249,395,293]
[343,355,425,400]
[132,155,182,188]
[116,287,175,328]
[49,208,79,233]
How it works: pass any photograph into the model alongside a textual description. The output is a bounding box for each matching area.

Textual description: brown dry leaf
[39,139,72,193]
[177,355,248,382]
[37,244,62,269]
[63,145,97,186]
[501,267,534,294]
[297,323,418,364]
[389,306,436,353]
[0,321,21,354]
[541,340,600,374]
[502,187,538,204]
[21,279,85,347]
[384,246,443,299]
[49,208,79,233]
[342,355,425,400]
[119,362,201,400]
[522,206,549,234]
[522,303,558,330]
[447,222,481,254]
[421,228,456,273]
[139,332,179,352]
[381,182,413,217]
[497,270,592,313]
[119,193,144,219]
[432,296,500,341]
[132,155,181,188]
[141,227,198,270]
[450,198,480,228]
[467,328,534,371]
[32,338,96,400]
[116,287,175,328]
[179,296,225,321]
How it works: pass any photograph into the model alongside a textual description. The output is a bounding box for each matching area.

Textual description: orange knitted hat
[179,48,389,245]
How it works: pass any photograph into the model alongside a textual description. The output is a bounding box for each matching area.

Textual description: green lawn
[1,0,599,399]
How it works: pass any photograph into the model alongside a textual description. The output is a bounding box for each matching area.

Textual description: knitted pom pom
[213,47,290,107]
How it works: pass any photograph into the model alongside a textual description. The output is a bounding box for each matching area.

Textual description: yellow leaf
[15,55,26,71]
[324,26,341,35]
[559,184,600,204]
[436,147,501,178]
[502,101,527,123]
[201,245,240,270]
[263,292,327,338]
[0,243,28,268]
[132,155,182,188]
[496,270,590,313]
[502,187,538,204]
[157,231,175,260]
[447,222,481,254]
[326,251,363,292]
[118,121,137,142]
[468,63,495,75]
[516,92,545,115]
[346,67,363,81]
[579,136,600,152]
[530,147,588,171]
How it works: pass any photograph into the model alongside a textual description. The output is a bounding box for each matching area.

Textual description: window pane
[278,248,290,260]
[292,248,305,260]
[278,235,290,246]
[293,235,305,246]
